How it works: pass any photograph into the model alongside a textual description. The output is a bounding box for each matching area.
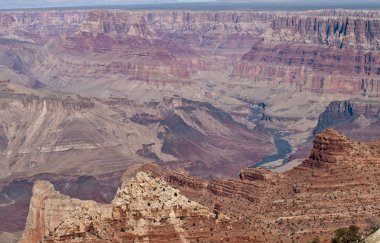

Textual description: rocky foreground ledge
[20,129,380,242]
[19,172,230,243]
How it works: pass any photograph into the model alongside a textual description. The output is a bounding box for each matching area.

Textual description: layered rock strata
[234,11,380,96]
[143,129,380,242]
[20,172,231,243]
[21,129,380,242]
[314,99,380,140]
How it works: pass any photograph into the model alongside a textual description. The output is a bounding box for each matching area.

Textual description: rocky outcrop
[239,167,279,182]
[20,172,230,243]
[19,180,113,243]
[140,129,380,242]
[314,99,380,140]
[303,129,357,167]
[366,228,380,243]
[19,129,380,242]
[0,172,118,233]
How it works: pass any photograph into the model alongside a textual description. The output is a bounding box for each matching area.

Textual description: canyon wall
[0,10,272,94]
[156,129,380,241]
[234,11,380,96]
[3,9,379,97]
[314,99,380,140]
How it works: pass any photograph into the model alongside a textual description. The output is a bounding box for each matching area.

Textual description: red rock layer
[20,129,380,242]
[142,129,380,242]
[0,10,272,89]
[234,12,380,96]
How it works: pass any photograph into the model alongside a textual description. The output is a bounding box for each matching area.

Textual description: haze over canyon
[0,3,379,243]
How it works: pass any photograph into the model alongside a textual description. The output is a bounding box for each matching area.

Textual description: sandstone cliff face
[19,180,113,243]
[314,100,380,140]
[0,172,118,233]
[21,172,229,243]
[234,11,380,96]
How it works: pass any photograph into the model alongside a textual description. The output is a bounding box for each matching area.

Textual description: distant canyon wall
[313,99,380,140]
[0,10,273,91]
[1,10,380,96]
[234,11,380,96]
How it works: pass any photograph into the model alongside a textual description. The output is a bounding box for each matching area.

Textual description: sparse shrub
[332,225,363,243]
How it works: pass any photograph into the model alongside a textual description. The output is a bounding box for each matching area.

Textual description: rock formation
[20,172,231,243]
[0,81,274,236]
[314,99,380,140]
[20,129,380,242]
[2,9,379,98]
[366,228,380,243]
[146,129,380,242]
[0,10,271,95]
[0,172,118,233]
[234,11,380,96]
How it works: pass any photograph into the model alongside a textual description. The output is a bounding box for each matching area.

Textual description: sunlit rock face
[20,172,230,243]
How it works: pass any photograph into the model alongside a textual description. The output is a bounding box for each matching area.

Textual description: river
[246,102,293,169]
[251,132,292,168]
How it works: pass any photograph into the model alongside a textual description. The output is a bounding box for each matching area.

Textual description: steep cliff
[20,172,231,243]
[0,10,272,95]
[314,99,380,140]
[0,172,118,233]
[234,11,380,96]
[19,180,113,243]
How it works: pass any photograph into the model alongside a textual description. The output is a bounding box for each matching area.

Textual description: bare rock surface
[21,172,231,243]
[20,129,380,242]
[366,228,380,243]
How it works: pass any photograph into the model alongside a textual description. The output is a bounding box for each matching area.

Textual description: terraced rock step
[20,129,380,242]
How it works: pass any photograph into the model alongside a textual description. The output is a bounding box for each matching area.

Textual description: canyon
[0,7,378,242]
